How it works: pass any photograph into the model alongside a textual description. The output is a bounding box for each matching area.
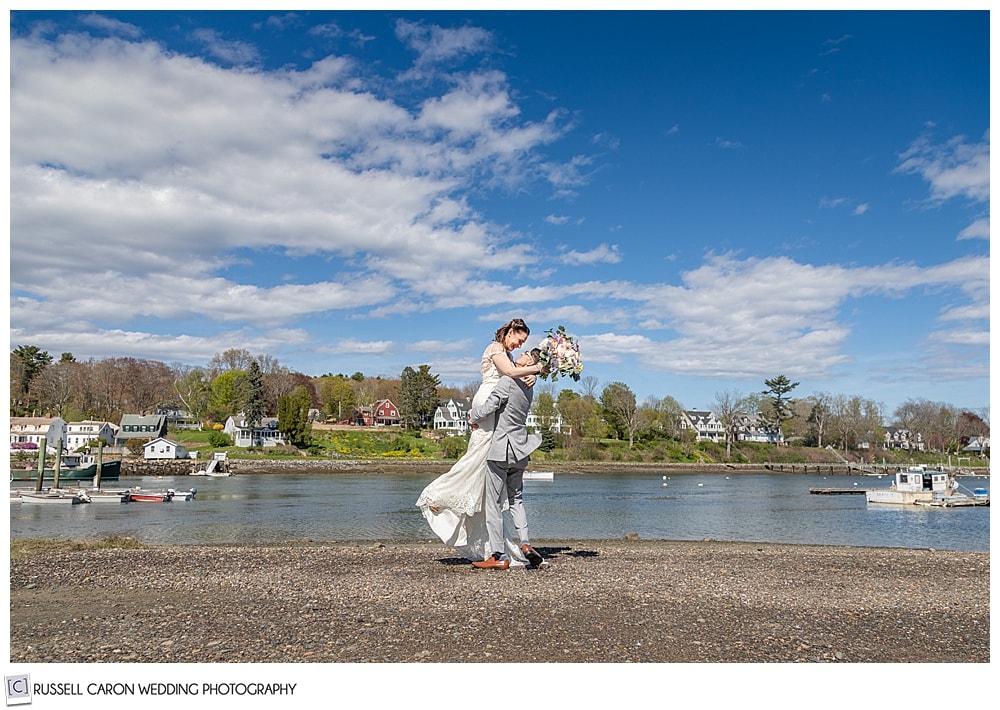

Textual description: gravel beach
[8,539,989,664]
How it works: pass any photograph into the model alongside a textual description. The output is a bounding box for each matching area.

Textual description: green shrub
[208,431,232,447]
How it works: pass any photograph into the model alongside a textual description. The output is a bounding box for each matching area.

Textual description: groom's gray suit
[468,373,542,559]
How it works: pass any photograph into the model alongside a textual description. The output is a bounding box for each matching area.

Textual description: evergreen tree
[277,386,312,448]
[760,374,800,443]
[11,345,53,413]
[244,360,266,446]
[398,365,441,430]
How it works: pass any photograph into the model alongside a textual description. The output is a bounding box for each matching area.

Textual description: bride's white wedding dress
[416,342,530,566]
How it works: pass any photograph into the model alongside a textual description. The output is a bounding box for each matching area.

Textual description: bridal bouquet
[537,325,583,381]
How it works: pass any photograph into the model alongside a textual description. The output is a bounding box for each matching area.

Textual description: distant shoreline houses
[9,407,988,456]
[432,397,572,436]
[680,409,784,445]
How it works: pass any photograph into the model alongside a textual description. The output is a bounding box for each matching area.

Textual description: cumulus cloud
[7,15,989,402]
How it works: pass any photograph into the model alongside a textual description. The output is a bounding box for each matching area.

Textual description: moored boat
[523,471,554,480]
[865,466,950,505]
[46,486,130,503]
[169,488,197,501]
[78,489,130,503]
[866,466,988,506]
[10,454,122,482]
[123,490,172,503]
[19,490,91,504]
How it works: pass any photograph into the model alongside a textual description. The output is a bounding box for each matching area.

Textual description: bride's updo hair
[494,318,530,344]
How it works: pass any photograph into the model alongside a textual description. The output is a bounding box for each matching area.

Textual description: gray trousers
[485,459,529,557]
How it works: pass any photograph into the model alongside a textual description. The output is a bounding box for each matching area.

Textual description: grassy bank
[166,426,988,470]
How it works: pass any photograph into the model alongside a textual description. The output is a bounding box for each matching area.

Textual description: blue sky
[6,8,991,416]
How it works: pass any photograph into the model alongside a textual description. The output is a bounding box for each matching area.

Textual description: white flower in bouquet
[537,325,583,381]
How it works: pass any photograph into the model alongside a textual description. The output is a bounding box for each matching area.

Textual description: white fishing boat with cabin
[866,466,988,506]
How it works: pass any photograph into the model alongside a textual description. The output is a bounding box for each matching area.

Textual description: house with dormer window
[884,427,924,452]
[224,414,287,448]
[434,398,472,435]
[733,413,784,445]
[680,410,724,442]
[116,414,167,446]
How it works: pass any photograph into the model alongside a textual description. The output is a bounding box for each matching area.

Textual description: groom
[467,348,546,570]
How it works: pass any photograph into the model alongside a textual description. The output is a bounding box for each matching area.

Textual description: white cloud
[895,131,990,204]
[714,137,742,149]
[190,28,260,65]
[560,244,621,266]
[957,217,989,240]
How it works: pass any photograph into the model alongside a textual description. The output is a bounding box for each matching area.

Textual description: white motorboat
[523,471,554,480]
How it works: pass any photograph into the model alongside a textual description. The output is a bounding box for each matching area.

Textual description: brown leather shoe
[521,544,543,566]
[472,556,510,569]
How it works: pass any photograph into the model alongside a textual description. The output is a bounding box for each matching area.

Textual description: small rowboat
[19,491,91,505]
[124,490,172,503]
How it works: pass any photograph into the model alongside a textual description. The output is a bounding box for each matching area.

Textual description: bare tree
[207,348,255,377]
[579,375,600,401]
[27,360,76,417]
[712,389,748,459]
[600,381,639,447]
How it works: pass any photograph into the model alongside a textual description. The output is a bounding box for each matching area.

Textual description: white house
[143,437,188,460]
[884,427,925,452]
[527,407,571,435]
[224,414,287,447]
[734,413,784,445]
[433,398,472,435]
[963,436,989,456]
[10,416,67,453]
[680,410,724,442]
[66,420,118,452]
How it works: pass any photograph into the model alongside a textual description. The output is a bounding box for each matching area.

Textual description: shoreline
[9,538,989,664]
[110,458,987,477]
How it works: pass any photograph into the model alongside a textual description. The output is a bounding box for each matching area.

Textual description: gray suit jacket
[468,375,542,465]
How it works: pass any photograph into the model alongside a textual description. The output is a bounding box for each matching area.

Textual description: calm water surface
[8,471,991,552]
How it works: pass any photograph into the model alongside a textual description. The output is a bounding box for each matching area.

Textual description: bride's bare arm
[491,352,542,385]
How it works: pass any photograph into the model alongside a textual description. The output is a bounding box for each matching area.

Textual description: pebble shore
[9,539,989,664]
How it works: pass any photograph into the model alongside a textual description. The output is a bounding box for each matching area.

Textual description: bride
[416,318,546,566]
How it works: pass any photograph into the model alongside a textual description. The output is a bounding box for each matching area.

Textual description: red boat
[123,490,172,503]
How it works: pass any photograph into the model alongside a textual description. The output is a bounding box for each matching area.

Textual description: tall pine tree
[244,360,266,447]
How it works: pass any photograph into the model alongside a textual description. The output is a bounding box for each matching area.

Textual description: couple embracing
[416,318,546,569]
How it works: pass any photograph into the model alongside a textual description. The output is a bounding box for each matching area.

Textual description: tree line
[10,345,990,457]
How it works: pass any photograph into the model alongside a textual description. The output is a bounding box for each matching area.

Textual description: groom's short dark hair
[528,348,541,364]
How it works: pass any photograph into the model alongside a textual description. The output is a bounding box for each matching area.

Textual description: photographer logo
[5,675,31,706]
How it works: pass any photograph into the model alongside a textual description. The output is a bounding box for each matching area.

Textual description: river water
[8,471,991,552]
